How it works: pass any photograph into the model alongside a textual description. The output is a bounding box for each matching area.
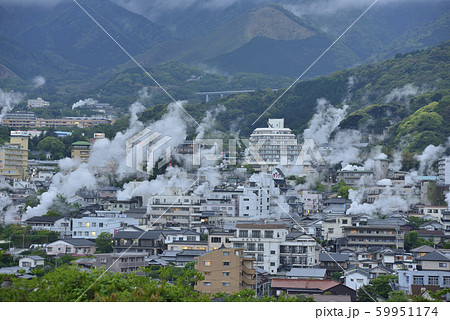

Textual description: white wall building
[72,211,140,239]
[438,157,450,185]
[229,223,317,274]
[27,97,50,108]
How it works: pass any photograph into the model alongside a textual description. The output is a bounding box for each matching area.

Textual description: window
[84,232,89,236]
[204,272,211,276]
[222,282,230,287]
[84,222,90,227]
[443,277,450,286]
[92,222,97,227]
[247,243,255,251]
[258,244,264,251]
[413,276,424,285]
[223,272,230,277]
[203,282,211,286]
[99,223,103,228]
[100,258,107,264]
[66,247,72,253]
[204,261,211,266]
[223,261,230,266]
[439,263,447,268]
[428,276,439,286]
[77,222,82,227]
[47,247,52,252]
[270,250,276,255]
[265,231,273,238]
[211,237,221,243]
[223,251,230,256]
[328,228,334,234]
[270,262,275,266]
[239,230,248,237]
[251,230,261,238]
[91,232,96,237]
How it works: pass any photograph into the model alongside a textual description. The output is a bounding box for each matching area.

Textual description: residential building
[319,253,350,276]
[271,278,356,301]
[72,211,140,239]
[300,191,323,214]
[344,268,370,291]
[208,231,234,251]
[322,214,352,240]
[342,224,405,250]
[113,230,164,255]
[410,245,436,260]
[415,205,447,221]
[167,241,208,251]
[71,141,91,163]
[157,249,206,267]
[147,188,202,229]
[104,198,143,212]
[229,223,317,274]
[25,215,72,238]
[19,256,45,268]
[46,239,97,256]
[417,251,450,271]
[0,131,29,180]
[161,229,201,244]
[443,210,450,238]
[195,247,256,294]
[93,252,147,273]
[398,270,450,296]
[337,166,373,187]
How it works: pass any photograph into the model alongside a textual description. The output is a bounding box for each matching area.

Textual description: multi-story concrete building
[300,191,323,214]
[195,247,256,294]
[147,188,202,229]
[71,141,91,163]
[322,214,353,241]
[443,210,450,238]
[0,131,29,180]
[27,97,50,108]
[398,270,450,297]
[229,223,317,274]
[1,116,111,129]
[342,224,405,250]
[113,230,165,255]
[72,211,140,239]
[93,252,147,273]
[208,231,234,251]
[337,165,373,187]
[245,118,301,168]
[438,157,450,185]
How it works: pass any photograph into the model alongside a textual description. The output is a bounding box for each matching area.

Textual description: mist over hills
[0,0,448,85]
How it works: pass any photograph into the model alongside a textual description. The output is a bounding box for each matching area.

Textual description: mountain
[177,41,450,144]
[127,5,360,77]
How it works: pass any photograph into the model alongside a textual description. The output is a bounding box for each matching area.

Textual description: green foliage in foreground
[0,265,312,302]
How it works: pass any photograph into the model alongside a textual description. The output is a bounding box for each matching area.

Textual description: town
[1,110,449,302]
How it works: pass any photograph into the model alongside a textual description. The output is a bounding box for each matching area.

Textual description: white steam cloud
[32,76,46,89]
[0,89,25,122]
[72,98,97,110]
[385,84,422,105]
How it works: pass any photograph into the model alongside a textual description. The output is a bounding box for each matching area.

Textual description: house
[24,216,72,238]
[46,239,97,256]
[415,230,445,245]
[417,251,450,271]
[270,278,356,301]
[93,252,147,274]
[161,229,201,244]
[158,249,206,267]
[319,253,350,275]
[410,245,436,260]
[19,255,45,268]
[195,247,256,294]
[398,270,450,298]
[344,268,370,291]
[369,265,395,279]
[286,268,327,279]
[167,241,208,251]
[342,224,405,250]
[113,230,164,255]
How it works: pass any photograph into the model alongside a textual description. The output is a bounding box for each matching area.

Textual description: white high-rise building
[245,119,301,168]
[438,157,450,185]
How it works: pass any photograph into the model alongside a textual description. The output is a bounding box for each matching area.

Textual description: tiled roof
[417,250,450,262]
[57,238,96,247]
[319,253,349,262]
[114,230,163,240]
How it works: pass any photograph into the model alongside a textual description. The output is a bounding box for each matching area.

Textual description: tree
[404,231,434,251]
[332,181,354,199]
[37,137,65,159]
[387,290,409,302]
[43,210,61,217]
[95,232,113,253]
[330,271,342,281]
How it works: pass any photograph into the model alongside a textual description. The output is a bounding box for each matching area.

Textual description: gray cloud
[0,0,68,6]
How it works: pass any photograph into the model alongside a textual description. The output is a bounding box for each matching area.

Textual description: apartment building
[113,230,165,255]
[147,188,201,229]
[0,132,29,180]
[229,223,316,274]
[27,97,50,108]
[398,270,450,297]
[195,247,256,294]
[342,224,405,250]
[93,252,147,273]
[322,214,353,240]
[72,211,140,239]
[208,231,234,250]
[438,157,450,185]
